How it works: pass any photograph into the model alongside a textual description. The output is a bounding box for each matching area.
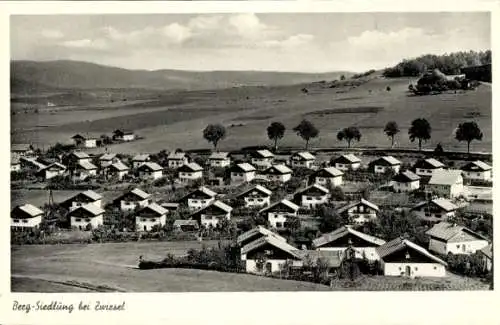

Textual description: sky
[10,12,491,72]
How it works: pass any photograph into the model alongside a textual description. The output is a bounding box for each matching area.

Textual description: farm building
[20,157,47,172]
[426,222,489,255]
[66,151,91,164]
[106,161,130,180]
[237,226,286,247]
[312,225,386,261]
[230,163,256,184]
[479,244,493,272]
[37,162,67,180]
[173,219,199,232]
[132,154,151,169]
[336,199,379,224]
[167,152,189,168]
[179,186,217,211]
[250,149,275,170]
[312,166,343,187]
[331,154,361,171]
[411,198,458,222]
[177,162,203,184]
[11,143,34,157]
[190,200,232,228]
[116,188,151,212]
[236,185,272,208]
[68,204,104,230]
[138,162,163,180]
[11,204,44,230]
[461,161,492,181]
[392,170,420,192]
[260,199,300,230]
[461,63,492,82]
[294,184,329,209]
[208,152,231,168]
[71,134,97,148]
[376,237,448,277]
[412,158,445,177]
[71,160,97,181]
[263,164,292,183]
[135,203,168,232]
[99,153,120,168]
[426,169,464,198]
[113,129,136,142]
[62,190,102,211]
[369,156,401,174]
[290,151,316,169]
[11,157,21,172]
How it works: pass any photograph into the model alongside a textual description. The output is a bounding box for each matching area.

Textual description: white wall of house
[412,209,455,221]
[135,215,166,231]
[244,259,302,274]
[374,165,400,174]
[416,167,442,177]
[100,160,113,168]
[139,170,163,180]
[335,162,360,171]
[381,262,446,277]
[72,169,97,181]
[70,214,103,230]
[315,176,342,187]
[347,207,377,224]
[122,134,135,141]
[231,171,255,184]
[200,213,230,228]
[120,199,149,212]
[267,173,291,183]
[393,180,420,192]
[45,169,65,180]
[301,195,328,209]
[251,158,273,170]
[188,197,215,211]
[317,247,380,261]
[442,240,489,255]
[291,160,314,169]
[11,164,21,172]
[426,184,463,198]
[168,159,187,169]
[463,170,492,181]
[209,159,230,168]
[268,211,296,229]
[83,139,97,148]
[109,170,128,180]
[11,216,42,229]
[244,196,270,208]
[179,171,203,183]
[133,161,146,169]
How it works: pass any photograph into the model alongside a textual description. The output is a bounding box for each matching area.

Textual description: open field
[11,76,491,154]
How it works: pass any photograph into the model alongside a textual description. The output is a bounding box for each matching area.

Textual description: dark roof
[137,162,163,172]
[230,163,256,173]
[412,198,458,212]
[11,204,44,218]
[413,158,445,169]
[393,170,420,182]
[260,199,299,214]
[263,164,292,175]
[295,184,329,196]
[336,199,379,214]
[178,162,203,172]
[369,156,401,166]
[376,237,447,266]
[425,222,489,242]
[313,167,343,178]
[461,161,492,172]
[312,225,386,248]
[332,154,361,164]
[237,185,272,198]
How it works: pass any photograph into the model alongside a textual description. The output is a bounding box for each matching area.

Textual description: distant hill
[11,60,351,93]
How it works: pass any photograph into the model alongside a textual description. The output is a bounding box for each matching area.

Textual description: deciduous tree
[337,126,361,148]
[293,119,319,150]
[267,122,286,151]
[203,124,226,151]
[384,121,400,148]
[455,121,483,154]
[408,118,431,151]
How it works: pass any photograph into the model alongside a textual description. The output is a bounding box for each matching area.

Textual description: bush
[386,86,391,91]
[446,253,489,278]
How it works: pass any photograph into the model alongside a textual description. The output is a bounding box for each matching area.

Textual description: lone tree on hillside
[408,118,431,151]
[337,126,361,148]
[267,122,286,152]
[455,121,483,154]
[384,121,400,148]
[203,124,226,151]
[293,119,319,150]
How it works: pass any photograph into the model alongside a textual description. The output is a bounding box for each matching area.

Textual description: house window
[75,218,82,222]
[13,219,19,223]
[257,199,263,202]
[151,219,156,222]
[142,218,147,222]
[307,196,313,200]
[477,173,480,176]
[84,218,91,222]
[192,200,198,204]
[276,222,282,228]
[414,267,418,271]
[22,219,28,223]
[434,266,437,270]
[201,200,206,204]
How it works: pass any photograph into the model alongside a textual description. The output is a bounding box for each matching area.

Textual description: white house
[167,152,189,169]
[135,203,168,232]
[392,170,420,193]
[208,152,231,168]
[191,200,232,228]
[331,154,361,171]
[236,185,272,208]
[117,188,151,212]
[63,190,102,211]
[295,184,329,209]
[132,154,151,169]
[370,156,401,174]
[426,169,464,198]
[11,144,34,157]
[71,161,97,181]
[251,149,275,170]
[11,158,21,172]
[336,199,379,224]
[426,222,490,255]
[290,151,316,169]
[67,151,91,164]
[312,225,386,261]
[71,134,97,148]
[68,204,104,230]
[113,129,136,142]
[230,163,256,184]
[312,167,343,187]
[37,162,67,180]
[138,162,163,180]
[106,161,130,180]
[11,204,44,230]
[461,161,492,181]
[376,237,448,277]
[411,198,458,222]
[177,162,203,183]
[237,225,287,247]
[260,199,300,230]
[99,153,120,168]
[263,164,292,183]
[179,186,218,211]
[413,158,445,177]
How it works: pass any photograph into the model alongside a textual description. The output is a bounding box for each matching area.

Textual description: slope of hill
[11,60,351,92]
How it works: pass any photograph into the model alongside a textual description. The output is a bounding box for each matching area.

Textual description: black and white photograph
[9,9,493,294]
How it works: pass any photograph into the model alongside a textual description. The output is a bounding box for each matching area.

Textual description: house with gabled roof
[62,190,102,211]
[67,151,91,164]
[230,163,256,184]
[132,154,151,169]
[99,153,120,168]
[413,158,445,177]
[135,203,168,232]
[106,161,130,180]
[237,225,287,247]
[426,222,489,255]
[177,162,203,184]
[11,204,44,230]
[331,154,361,171]
[376,237,447,277]
[11,157,21,172]
[294,184,329,209]
[138,162,163,180]
[426,169,464,198]
[312,225,386,260]
[251,149,275,170]
[11,143,34,157]
[173,219,199,232]
[37,162,67,180]
[290,151,316,169]
[369,156,401,174]
[312,167,343,187]
[190,200,232,228]
[71,160,97,181]
[19,157,47,172]
[167,152,189,168]
[479,244,493,272]
[113,129,136,142]
[68,204,104,230]
[392,170,420,192]
[411,198,458,222]
[263,164,292,183]
[336,199,379,224]
[71,134,97,148]
[260,199,300,230]
[461,160,492,181]
[236,185,272,208]
[208,152,231,168]
[179,186,218,211]
[117,188,151,212]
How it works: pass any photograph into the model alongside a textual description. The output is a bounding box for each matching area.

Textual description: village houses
[132,154,151,169]
[369,156,401,174]
[71,160,98,181]
[99,153,120,168]
[392,170,420,192]
[113,129,136,142]
[260,199,300,230]
[236,185,272,208]
[71,134,97,148]
[62,190,102,211]
[290,151,316,169]
[331,154,361,171]
[263,164,292,183]
[250,149,275,170]
[230,163,256,184]
[173,219,199,232]
[426,169,464,198]
[312,166,343,187]
[208,152,231,168]
[20,157,47,172]
[135,203,168,232]
[106,161,130,180]
[337,198,379,224]
[11,204,44,230]
[461,160,492,181]
[167,152,189,168]
[294,184,330,209]
[137,162,163,180]
[68,204,105,230]
[426,222,489,255]
[177,162,204,183]
[411,198,458,222]
[11,143,34,157]
[67,151,92,165]
[117,188,151,212]
[237,225,287,247]
[413,158,445,177]
[37,162,67,180]
[190,200,232,228]
[179,186,218,211]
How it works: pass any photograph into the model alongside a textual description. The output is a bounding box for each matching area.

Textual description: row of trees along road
[202,119,484,153]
